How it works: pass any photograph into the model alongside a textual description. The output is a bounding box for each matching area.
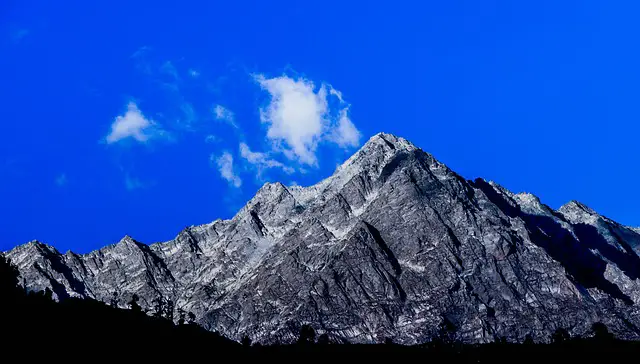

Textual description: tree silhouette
[43,287,53,301]
[523,334,534,345]
[297,324,316,344]
[187,312,196,324]
[0,255,19,295]
[317,333,329,345]
[128,294,142,313]
[0,255,243,356]
[110,291,119,308]
[551,328,570,344]
[591,322,613,342]
[152,297,165,318]
[434,317,457,346]
[177,308,186,325]
[165,299,175,321]
[0,255,20,312]
[241,335,252,347]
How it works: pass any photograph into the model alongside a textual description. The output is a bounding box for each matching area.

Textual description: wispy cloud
[328,86,344,103]
[130,45,151,59]
[329,107,360,148]
[255,74,361,166]
[130,46,153,75]
[189,69,200,78]
[213,152,242,188]
[205,135,218,143]
[55,173,67,187]
[10,28,30,43]
[105,102,165,144]
[179,102,197,129]
[239,142,294,176]
[125,175,144,191]
[160,61,180,81]
[213,104,238,129]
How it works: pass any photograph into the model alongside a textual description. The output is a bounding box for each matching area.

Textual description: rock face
[6,133,640,344]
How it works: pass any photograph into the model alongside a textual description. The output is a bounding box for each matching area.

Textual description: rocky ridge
[6,133,640,344]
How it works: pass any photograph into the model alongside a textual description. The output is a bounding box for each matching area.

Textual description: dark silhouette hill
[3,243,640,360]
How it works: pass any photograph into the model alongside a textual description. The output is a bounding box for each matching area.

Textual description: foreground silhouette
[1,255,639,361]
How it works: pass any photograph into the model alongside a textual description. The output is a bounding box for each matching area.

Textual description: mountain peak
[557,200,598,224]
[286,133,435,207]
[558,200,596,215]
[9,240,55,254]
[336,132,418,173]
[114,235,144,248]
[368,132,417,151]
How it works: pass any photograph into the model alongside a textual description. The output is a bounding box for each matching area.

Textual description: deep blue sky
[2,1,639,253]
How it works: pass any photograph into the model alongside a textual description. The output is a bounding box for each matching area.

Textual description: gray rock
[6,132,640,344]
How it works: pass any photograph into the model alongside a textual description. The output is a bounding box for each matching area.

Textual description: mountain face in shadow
[6,133,640,344]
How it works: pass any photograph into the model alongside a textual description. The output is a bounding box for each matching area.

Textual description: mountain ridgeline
[6,133,640,344]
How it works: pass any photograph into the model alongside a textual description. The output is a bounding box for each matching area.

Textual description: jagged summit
[558,200,597,220]
[11,240,57,255]
[370,132,418,149]
[336,132,418,171]
[287,132,431,207]
[6,132,640,345]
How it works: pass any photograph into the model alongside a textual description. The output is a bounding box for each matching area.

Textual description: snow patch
[399,260,426,273]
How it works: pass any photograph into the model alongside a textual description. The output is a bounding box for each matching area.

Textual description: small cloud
[105,102,164,144]
[255,74,326,165]
[55,173,67,187]
[189,69,200,78]
[125,175,144,191]
[213,152,242,188]
[213,104,238,129]
[255,74,361,166]
[205,135,218,143]
[239,142,294,176]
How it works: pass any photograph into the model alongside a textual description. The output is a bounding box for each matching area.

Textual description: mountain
[6,133,640,344]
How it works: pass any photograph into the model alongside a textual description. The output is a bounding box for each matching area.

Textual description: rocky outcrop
[6,133,640,344]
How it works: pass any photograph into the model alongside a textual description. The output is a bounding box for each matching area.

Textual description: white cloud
[239,142,294,174]
[213,104,238,129]
[189,69,200,78]
[255,74,361,166]
[256,75,327,165]
[214,152,242,188]
[205,135,218,143]
[106,102,162,144]
[330,107,361,148]
[55,173,67,187]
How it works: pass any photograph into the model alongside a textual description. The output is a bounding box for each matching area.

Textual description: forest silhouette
[1,254,638,361]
